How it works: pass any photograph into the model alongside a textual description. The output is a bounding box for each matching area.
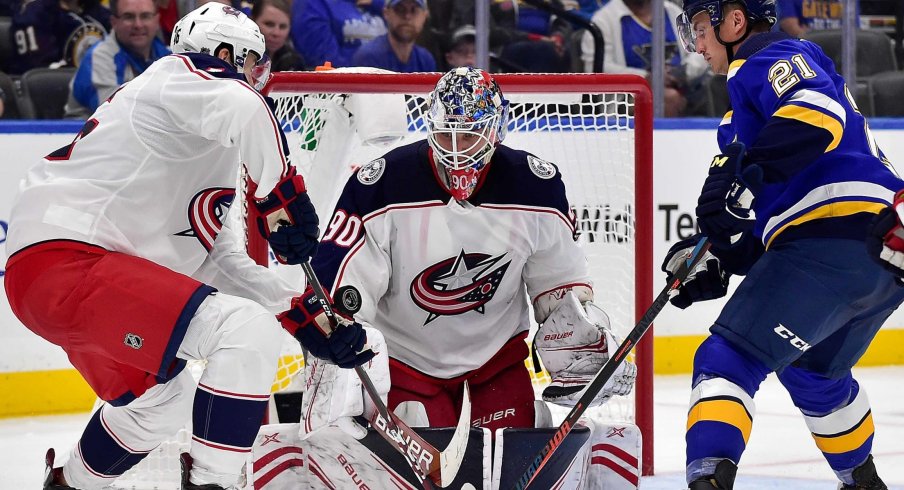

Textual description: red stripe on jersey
[197,382,270,400]
[479,203,575,233]
[191,435,252,453]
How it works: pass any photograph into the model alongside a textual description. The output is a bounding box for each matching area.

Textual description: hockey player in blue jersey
[659,0,904,488]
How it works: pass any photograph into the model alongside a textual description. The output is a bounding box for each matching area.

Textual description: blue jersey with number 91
[717,31,903,248]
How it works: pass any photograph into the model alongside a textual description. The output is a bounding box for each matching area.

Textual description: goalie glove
[535,291,636,408]
[662,233,730,309]
[253,167,320,265]
[278,285,375,369]
[301,326,390,441]
[866,189,904,278]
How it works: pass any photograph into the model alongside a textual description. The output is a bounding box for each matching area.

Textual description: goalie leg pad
[581,418,642,489]
[492,424,592,489]
[251,423,491,489]
[301,326,390,440]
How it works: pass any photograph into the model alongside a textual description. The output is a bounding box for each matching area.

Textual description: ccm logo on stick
[774,324,811,352]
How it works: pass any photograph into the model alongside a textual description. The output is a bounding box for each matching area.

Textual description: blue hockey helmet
[676,0,776,52]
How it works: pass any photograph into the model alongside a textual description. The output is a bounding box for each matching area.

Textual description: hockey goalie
[251,67,641,489]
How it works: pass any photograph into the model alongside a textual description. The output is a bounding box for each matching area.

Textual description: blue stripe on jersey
[158,284,215,380]
[192,385,268,450]
[78,408,149,477]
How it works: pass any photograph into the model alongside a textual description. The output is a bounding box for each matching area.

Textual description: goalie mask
[170,4,271,91]
[426,67,510,201]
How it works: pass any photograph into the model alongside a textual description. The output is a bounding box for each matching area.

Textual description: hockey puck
[335,285,362,315]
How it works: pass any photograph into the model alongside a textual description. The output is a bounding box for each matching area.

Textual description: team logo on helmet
[357,158,386,185]
[527,155,556,179]
[221,5,242,16]
[176,188,235,251]
[409,250,510,325]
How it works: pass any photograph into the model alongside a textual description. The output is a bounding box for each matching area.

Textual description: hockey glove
[695,143,763,246]
[535,292,637,408]
[254,168,320,265]
[662,234,730,309]
[866,189,904,278]
[278,285,375,368]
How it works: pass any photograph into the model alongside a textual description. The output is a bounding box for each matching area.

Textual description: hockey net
[115,70,653,488]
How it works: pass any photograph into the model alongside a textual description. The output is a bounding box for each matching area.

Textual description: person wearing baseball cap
[351,0,436,72]
[443,23,476,69]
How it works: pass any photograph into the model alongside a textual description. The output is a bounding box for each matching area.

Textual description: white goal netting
[112,70,653,488]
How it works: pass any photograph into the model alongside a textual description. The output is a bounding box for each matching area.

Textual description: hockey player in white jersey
[3,5,372,490]
[271,67,640,488]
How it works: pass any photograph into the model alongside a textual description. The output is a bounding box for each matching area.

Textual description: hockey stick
[512,237,713,490]
[300,261,471,488]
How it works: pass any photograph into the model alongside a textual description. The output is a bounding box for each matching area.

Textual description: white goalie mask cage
[426,67,510,200]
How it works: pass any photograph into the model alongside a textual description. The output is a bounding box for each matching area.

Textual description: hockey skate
[839,455,888,490]
[179,453,227,490]
[43,448,74,490]
[688,459,737,490]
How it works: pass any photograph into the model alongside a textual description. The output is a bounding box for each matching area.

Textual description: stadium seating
[869,70,904,116]
[0,71,24,119]
[20,67,76,119]
[0,17,11,69]
[804,29,897,78]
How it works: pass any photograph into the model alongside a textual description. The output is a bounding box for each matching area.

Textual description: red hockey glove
[253,168,319,265]
[278,285,375,369]
[867,189,904,278]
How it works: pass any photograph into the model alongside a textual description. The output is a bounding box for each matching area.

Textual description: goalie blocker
[249,418,641,489]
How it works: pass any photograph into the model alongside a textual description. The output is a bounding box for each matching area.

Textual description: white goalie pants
[62,292,284,489]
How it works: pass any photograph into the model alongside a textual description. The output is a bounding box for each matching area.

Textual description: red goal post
[254,71,655,475]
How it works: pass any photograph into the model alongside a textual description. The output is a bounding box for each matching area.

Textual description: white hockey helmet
[426,67,510,201]
[170,4,270,90]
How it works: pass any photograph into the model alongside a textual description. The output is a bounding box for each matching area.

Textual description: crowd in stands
[0,0,900,119]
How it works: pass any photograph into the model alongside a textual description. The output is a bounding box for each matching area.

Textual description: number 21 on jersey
[768,54,817,96]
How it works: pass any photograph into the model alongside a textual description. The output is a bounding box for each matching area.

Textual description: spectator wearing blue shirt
[292,0,387,68]
[352,0,435,72]
[777,0,849,37]
[64,0,170,118]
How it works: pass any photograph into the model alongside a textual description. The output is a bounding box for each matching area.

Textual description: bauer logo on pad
[124,333,143,350]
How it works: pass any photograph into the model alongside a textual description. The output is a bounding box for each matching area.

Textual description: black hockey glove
[866,190,904,279]
[254,168,320,265]
[661,234,730,309]
[278,285,375,368]
[695,142,763,247]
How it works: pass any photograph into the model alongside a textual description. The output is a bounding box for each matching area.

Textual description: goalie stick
[512,237,713,490]
[299,261,471,488]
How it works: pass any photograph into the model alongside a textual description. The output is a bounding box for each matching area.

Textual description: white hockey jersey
[312,141,592,379]
[6,53,298,311]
